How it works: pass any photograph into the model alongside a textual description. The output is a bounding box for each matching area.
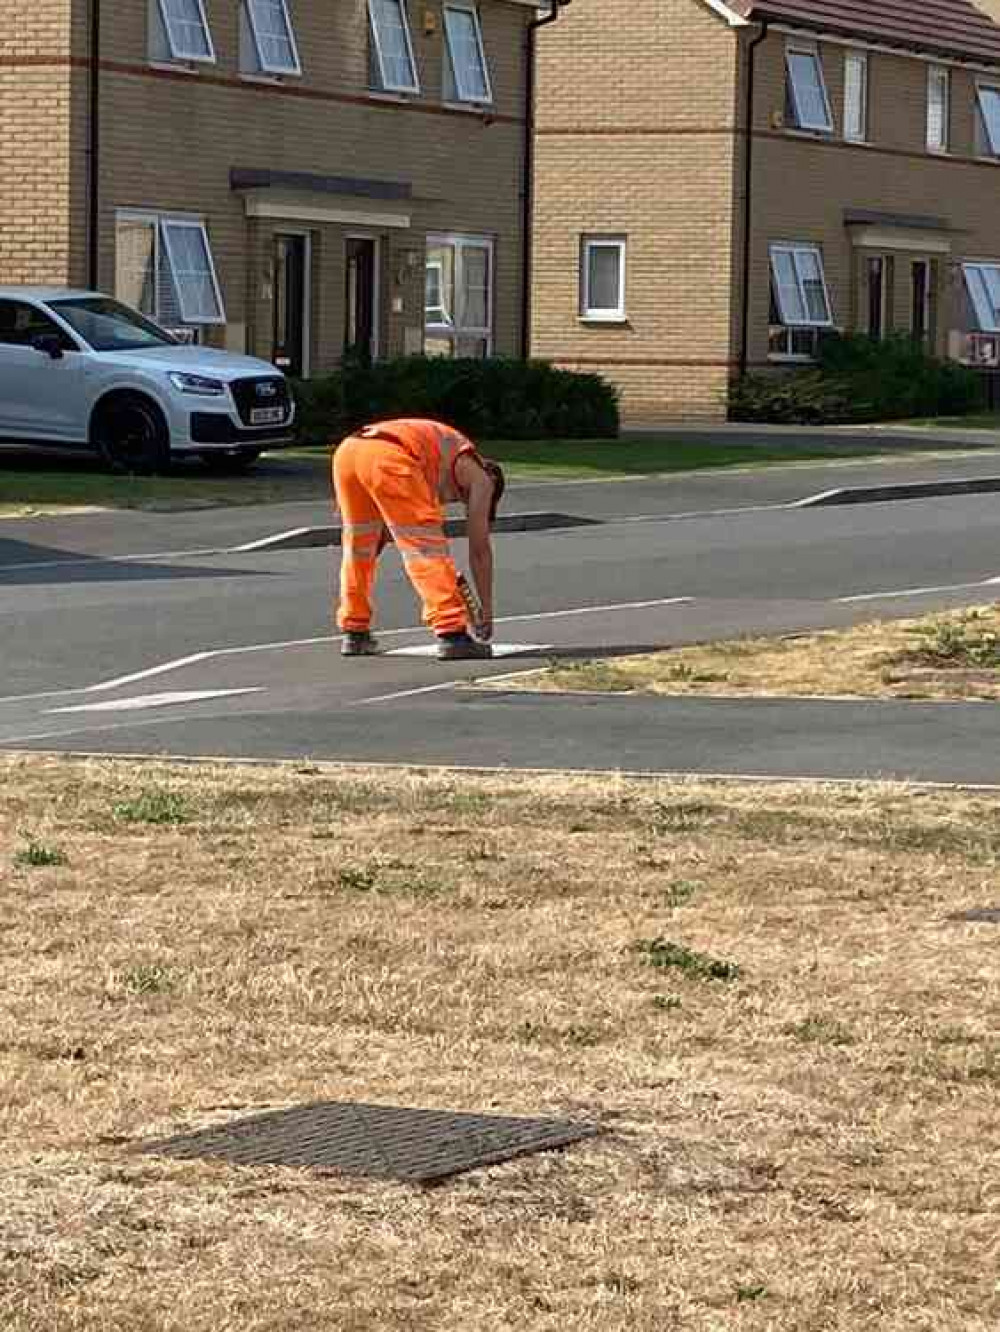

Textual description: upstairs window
[843,51,868,142]
[115,213,225,332]
[368,0,420,94]
[963,263,1000,333]
[443,4,492,104]
[785,45,832,133]
[153,0,216,64]
[976,84,1000,157]
[580,237,627,321]
[243,0,302,77]
[927,66,950,152]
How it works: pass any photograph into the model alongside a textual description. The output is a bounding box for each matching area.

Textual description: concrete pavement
[4,451,1000,781]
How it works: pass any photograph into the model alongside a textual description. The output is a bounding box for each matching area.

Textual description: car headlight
[168,372,227,397]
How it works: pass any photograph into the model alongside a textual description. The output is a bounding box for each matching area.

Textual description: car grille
[229,376,292,427]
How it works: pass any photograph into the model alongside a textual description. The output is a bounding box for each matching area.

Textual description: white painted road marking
[838,579,1000,604]
[386,643,551,659]
[47,688,264,715]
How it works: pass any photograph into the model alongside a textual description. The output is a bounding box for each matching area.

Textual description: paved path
[4,453,1000,782]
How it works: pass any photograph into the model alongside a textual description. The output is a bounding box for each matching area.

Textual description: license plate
[250,406,285,425]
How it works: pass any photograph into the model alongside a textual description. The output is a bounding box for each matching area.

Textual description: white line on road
[47,688,264,715]
[386,643,551,659]
[497,596,692,624]
[838,579,1000,604]
[357,681,460,706]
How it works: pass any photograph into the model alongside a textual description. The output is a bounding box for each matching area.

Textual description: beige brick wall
[745,34,1000,367]
[0,1,76,283]
[88,0,528,365]
[532,0,741,422]
[1,0,529,366]
[534,1,1000,419]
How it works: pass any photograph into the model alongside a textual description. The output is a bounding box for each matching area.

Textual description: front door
[272,233,307,377]
[911,260,930,345]
[344,237,377,361]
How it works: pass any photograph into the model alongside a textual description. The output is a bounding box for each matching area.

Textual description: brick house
[0,0,537,376]
[532,0,1000,422]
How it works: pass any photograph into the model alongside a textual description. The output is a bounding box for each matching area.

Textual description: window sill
[578,315,628,326]
[241,71,301,86]
[367,88,421,104]
[148,59,204,76]
[441,99,495,114]
[783,126,835,140]
[768,353,817,364]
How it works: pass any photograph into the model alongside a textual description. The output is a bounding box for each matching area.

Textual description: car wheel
[94,394,171,476]
[200,449,262,474]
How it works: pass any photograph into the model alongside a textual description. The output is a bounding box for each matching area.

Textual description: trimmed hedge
[292,356,620,444]
[731,333,985,425]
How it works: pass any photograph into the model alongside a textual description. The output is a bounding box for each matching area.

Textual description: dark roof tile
[734,0,1000,64]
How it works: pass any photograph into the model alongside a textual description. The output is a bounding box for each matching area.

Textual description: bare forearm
[469,543,493,620]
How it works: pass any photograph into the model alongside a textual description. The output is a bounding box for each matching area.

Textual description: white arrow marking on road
[46,688,264,715]
[386,643,551,658]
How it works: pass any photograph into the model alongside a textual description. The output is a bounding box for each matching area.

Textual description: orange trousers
[333,433,467,635]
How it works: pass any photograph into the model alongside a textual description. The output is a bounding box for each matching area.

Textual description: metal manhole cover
[140,1101,598,1183]
[949,907,1000,924]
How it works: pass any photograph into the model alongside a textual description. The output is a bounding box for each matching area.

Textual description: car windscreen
[49,298,178,352]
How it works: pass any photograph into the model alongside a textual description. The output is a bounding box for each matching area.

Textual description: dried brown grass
[516,603,1000,702]
[2,754,999,1330]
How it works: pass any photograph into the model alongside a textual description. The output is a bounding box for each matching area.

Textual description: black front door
[344,237,377,361]
[272,233,306,377]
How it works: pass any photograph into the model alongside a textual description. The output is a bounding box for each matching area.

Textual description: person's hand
[477,618,494,643]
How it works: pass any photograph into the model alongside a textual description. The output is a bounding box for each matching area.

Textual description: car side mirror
[31,333,65,360]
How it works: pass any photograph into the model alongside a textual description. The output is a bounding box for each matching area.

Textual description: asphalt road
[4,450,1000,781]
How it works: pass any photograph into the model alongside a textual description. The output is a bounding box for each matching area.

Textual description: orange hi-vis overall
[333,418,477,636]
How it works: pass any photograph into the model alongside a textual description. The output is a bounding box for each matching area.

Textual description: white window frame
[160,219,226,325]
[425,233,494,356]
[368,0,420,95]
[927,66,950,153]
[963,263,1000,334]
[425,258,450,326]
[785,43,833,134]
[843,50,868,143]
[975,83,1000,158]
[443,3,493,105]
[115,213,161,321]
[244,0,302,77]
[116,212,225,328]
[769,243,833,328]
[580,236,627,322]
[155,0,216,65]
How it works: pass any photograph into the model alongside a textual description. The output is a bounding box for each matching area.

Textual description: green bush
[291,356,619,444]
[729,369,855,425]
[731,333,985,425]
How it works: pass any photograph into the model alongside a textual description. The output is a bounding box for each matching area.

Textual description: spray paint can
[457,572,485,638]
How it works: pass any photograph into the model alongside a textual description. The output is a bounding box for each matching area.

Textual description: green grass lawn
[3,430,999,517]
[476,434,997,478]
[0,450,331,517]
[899,413,1000,431]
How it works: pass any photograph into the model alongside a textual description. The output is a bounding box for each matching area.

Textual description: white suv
[0,288,295,473]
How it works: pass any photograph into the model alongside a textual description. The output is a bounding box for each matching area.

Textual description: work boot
[436,631,492,661]
[341,631,381,657]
